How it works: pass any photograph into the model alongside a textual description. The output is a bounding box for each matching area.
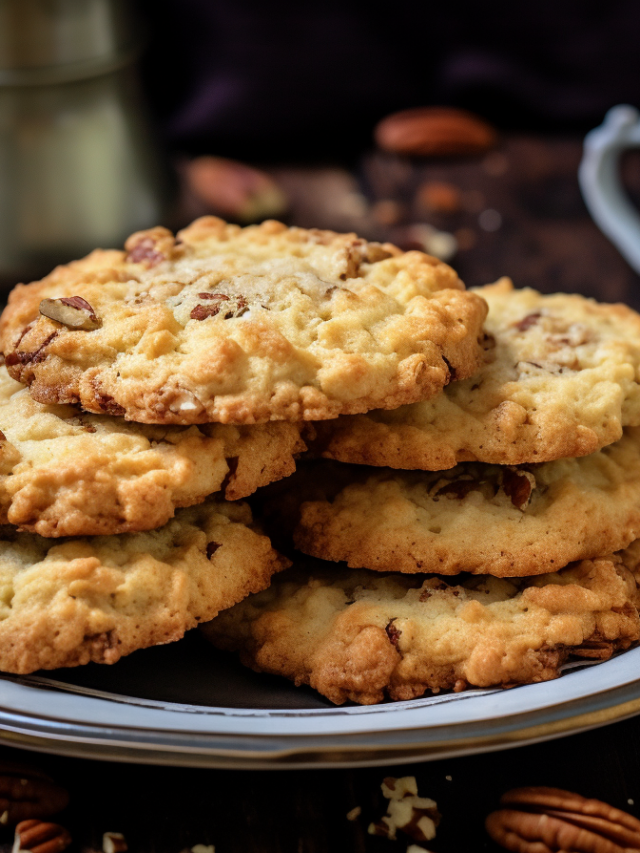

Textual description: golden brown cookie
[276,432,640,576]
[307,279,640,467]
[0,218,488,425]
[0,364,304,537]
[0,498,288,674]
[201,553,640,705]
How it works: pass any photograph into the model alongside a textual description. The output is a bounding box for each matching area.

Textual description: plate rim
[2,655,640,768]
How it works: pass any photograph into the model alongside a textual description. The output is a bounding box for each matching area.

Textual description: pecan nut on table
[13,820,72,853]
[0,762,68,826]
[486,786,640,852]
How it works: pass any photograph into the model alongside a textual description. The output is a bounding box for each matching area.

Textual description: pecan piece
[39,297,101,330]
[369,777,440,843]
[486,786,640,852]
[13,820,71,853]
[501,468,536,511]
[514,312,542,332]
[385,620,401,646]
[5,333,57,368]
[191,295,248,321]
[103,832,128,853]
[0,764,69,827]
[206,542,221,559]
[125,226,175,266]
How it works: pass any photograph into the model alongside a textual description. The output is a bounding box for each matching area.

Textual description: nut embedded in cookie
[0,363,305,537]
[201,551,640,705]
[0,497,288,674]
[0,217,488,425]
[308,278,640,467]
[275,432,640,577]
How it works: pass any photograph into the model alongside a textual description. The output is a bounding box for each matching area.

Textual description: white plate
[1,634,639,768]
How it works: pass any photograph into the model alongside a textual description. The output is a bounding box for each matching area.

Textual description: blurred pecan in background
[0,761,69,826]
[185,156,288,223]
[486,786,640,852]
[375,107,497,157]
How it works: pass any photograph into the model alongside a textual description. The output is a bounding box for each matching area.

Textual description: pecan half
[0,764,68,826]
[486,786,640,852]
[375,107,497,157]
[39,297,101,330]
[13,820,71,853]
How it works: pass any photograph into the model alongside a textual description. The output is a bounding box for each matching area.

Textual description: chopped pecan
[5,332,58,368]
[369,776,440,843]
[436,477,482,500]
[126,237,164,265]
[0,764,69,826]
[125,227,175,266]
[39,297,101,330]
[13,820,71,853]
[191,295,248,320]
[191,304,222,321]
[501,468,536,510]
[385,620,401,646]
[514,312,542,332]
[206,542,221,559]
[442,355,456,383]
[87,630,120,663]
[93,391,125,417]
[486,786,640,852]
[198,292,229,301]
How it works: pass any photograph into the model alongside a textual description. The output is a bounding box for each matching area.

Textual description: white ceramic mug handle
[579,104,640,275]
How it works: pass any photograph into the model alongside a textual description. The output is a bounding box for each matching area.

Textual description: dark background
[134,0,640,161]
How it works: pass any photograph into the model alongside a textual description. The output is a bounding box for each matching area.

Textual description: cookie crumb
[191,845,215,853]
[629,799,635,806]
[445,775,452,782]
[346,806,362,821]
[0,811,8,825]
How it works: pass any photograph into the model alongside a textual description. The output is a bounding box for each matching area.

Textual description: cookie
[0,498,288,674]
[279,432,640,576]
[201,553,640,705]
[307,279,640,468]
[0,364,304,537]
[0,218,488,425]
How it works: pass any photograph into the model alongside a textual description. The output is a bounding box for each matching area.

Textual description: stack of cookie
[202,279,640,705]
[0,217,488,675]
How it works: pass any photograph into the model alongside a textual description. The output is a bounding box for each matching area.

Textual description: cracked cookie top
[0,364,304,538]
[202,552,640,705]
[0,218,487,425]
[0,498,288,674]
[308,279,640,467]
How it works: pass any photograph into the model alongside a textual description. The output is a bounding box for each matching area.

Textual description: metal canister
[0,0,170,289]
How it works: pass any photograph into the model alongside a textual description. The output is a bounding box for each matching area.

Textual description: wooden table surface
[1,133,640,852]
